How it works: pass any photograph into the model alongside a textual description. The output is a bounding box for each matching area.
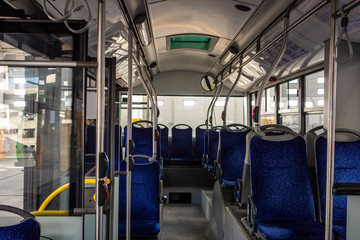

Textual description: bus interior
[0,0,360,239]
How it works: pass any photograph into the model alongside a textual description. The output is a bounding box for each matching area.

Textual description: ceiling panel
[157,51,218,73]
[148,0,259,40]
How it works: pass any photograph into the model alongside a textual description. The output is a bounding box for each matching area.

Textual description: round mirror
[200,75,216,92]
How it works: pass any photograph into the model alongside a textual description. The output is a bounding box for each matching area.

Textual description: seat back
[85,124,121,173]
[171,124,193,162]
[315,133,360,223]
[0,205,40,240]
[124,125,160,163]
[240,124,296,206]
[158,124,169,162]
[250,135,315,221]
[219,127,250,182]
[195,124,206,161]
[208,128,220,169]
[118,160,161,236]
[203,130,209,165]
[304,126,324,222]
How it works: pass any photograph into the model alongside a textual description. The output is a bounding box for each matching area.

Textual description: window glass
[0,66,82,214]
[306,114,324,131]
[260,87,275,125]
[305,71,325,109]
[279,79,298,112]
[280,114,299,132]
[120,96,246,133]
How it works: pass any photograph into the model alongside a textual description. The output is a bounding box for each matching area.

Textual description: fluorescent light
[14,89,26,95]
[305,102,313,108]
[317,88,324,95]
[14,101,25,107]
[183,100,195,107]
[14,78,26,84]
[215,100,225,107]
[317,100,324,106]
[317,77,324,84]
[158,100,164,107]
[289,100,298,107]
[219,46,238,66]
[287,89,297,95]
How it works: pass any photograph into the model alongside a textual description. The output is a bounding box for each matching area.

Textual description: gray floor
[161,204,209,240]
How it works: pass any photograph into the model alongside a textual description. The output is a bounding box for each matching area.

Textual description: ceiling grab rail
[206,80,220,130]
[334,7,353,65]
[222,56,243,127]
[210,82,224,129]
[215,0,327,87]
[133,52,158,163]
[253,7,290,136]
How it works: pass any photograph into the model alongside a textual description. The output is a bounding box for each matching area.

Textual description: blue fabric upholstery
[316,136,360,239]
[85,124,121,173]
[118,160,161,236]
[257,219,326,240]
[219,129,250,186]
[195,126,206,161]
[171,126,193,162]
[203,130,209,166]
[0,218,40,240]
[207,129,219,169]
[124,126,161,163]
[250,136,326,239]
[222,179,236,187]
[159,125,169,162]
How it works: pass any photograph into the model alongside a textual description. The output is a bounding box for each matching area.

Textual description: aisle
[161,204,209,240]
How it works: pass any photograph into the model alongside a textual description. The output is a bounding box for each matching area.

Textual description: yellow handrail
[31,178,110,216]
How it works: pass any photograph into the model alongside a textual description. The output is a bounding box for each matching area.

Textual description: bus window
[260,87,275,125]
[279,79,299,132]
[305,70,325,131]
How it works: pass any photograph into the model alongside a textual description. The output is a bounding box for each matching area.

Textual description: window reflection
[0,66,78,213]
[260,87,275,125]
[305,71,325,109]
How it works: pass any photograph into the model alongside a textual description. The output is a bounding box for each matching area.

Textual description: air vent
[167,35,218,52]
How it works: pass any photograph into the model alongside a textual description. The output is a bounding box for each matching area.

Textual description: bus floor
[161,204,208,240]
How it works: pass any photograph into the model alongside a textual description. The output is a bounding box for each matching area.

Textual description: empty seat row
[202,123,360,239]
[85,121,163,238]
[158,123,208,164]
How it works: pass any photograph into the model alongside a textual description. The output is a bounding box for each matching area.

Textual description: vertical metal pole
[95,0,106,239]
[108,58,116,240]
[325,0,338,239]
[126,27,133,240]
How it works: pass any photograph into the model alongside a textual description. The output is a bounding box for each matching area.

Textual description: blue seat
[218,127,250,187]
[195,124,206,162]
[0,205,40,240]
[124,125,161,163]
[170,124,193,162]
[118,160,161,236]
[203,130,209,167]
[158,124,169,162]
[316,135,360,239]
[249,135,327,240]
[207,129,219,170]
[85,124,121,174]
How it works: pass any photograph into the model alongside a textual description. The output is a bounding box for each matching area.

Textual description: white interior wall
[324,40,360,132]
